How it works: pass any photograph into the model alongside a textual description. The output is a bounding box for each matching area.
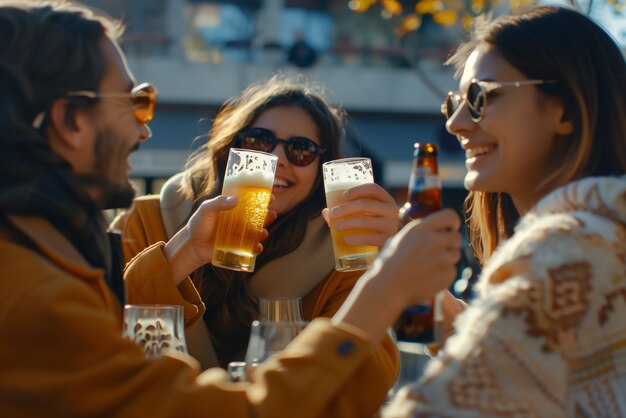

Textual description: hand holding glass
[323,157,379,271]
[212,148,278,272]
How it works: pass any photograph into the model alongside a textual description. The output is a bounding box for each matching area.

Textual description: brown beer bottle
[394,142,443,344]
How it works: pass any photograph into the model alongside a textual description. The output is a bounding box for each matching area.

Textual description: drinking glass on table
[122,304,188,356]
[211,148,278,272]
[227,299,304,382]
[322,157,379,271]
[258,296,303,322]
[244,320,309,379]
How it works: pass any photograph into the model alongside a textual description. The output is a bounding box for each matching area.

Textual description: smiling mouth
[273,178,292,189]
[466,145,496,159]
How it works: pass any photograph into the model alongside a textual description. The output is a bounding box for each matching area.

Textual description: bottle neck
[404,155,442,219]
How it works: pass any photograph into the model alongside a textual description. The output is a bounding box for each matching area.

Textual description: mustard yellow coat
[0,213,396,417]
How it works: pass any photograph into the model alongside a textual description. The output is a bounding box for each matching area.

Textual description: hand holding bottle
[332,208,462,347]
[395,142,446,343]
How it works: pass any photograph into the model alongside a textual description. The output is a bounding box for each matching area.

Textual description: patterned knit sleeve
[382,209,626,418]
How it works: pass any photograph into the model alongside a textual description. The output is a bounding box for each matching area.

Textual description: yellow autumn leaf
[433,9,458,26]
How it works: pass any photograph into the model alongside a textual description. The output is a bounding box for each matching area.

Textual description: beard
[77,128,139,210]
[77,174,136,210]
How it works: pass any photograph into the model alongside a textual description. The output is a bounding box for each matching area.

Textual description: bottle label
[409,169,441,192]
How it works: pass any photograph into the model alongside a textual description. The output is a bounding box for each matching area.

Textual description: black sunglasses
[441,78,557,123]
[237,127,326,167]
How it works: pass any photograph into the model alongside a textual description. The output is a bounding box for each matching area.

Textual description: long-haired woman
[113,74,400,401]
[383,6,626,416]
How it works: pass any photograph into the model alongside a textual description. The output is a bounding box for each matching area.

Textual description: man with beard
[0,1,462,416]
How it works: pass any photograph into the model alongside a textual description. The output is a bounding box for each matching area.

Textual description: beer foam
[324,179,370,193]
[224,171,275,189]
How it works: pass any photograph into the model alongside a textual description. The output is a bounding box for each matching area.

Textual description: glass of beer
[212,148,278,272]
[322,157,379,271]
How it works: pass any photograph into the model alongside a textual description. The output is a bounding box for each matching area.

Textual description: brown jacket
[113,194,399,399]
[0,213,394,417]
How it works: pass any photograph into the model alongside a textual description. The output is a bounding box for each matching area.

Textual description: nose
[138,123,151,142]
[272,141,290,165]
[446,99,476,137]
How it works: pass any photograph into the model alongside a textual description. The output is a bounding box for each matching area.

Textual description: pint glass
[212,148,277,272]
[322,157,379,271]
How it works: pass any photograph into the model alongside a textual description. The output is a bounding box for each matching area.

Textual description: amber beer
[395,142,444,344]
[323,158,379,272]
[325,185,379,269]
[212,149,277,272]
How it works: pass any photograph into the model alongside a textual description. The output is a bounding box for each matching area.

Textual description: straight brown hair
[446,6,626,263]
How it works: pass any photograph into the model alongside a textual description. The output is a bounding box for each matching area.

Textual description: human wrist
[164,226,200,285]
[332,271,405,348]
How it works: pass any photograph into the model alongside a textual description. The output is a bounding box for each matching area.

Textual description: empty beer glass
[212,148,278,272]
[323,157,379,271]
[122,304,188,356]
[244,320,309,380]
[258,297,303,322]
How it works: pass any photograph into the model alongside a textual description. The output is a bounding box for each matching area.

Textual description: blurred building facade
[82,0,468,208]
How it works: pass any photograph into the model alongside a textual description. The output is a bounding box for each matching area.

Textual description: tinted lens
[286,137,320,166]
[443,93,460,119]
[132,84,157,124]
[239,128,322,166]
[466,82,485,120]
[240,128,276,153]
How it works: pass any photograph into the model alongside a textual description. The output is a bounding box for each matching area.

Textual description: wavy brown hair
[179,75,345,334]
[446,6,626,263]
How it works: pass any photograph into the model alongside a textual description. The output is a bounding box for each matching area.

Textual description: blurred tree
[345,0,624,99]
[347,0,624,34]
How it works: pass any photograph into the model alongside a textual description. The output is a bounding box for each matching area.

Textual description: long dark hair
[0,1,122,138]
[0,2,124,276]
[446,6,626,263]
[181,74,345,326]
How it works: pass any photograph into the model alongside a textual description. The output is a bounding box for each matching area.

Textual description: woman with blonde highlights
[383,5,626,417]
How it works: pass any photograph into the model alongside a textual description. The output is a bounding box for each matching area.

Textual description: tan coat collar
[248,215,335,298]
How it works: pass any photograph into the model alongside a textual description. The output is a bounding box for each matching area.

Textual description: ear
[46,98,91,149]
[550,97,574,136]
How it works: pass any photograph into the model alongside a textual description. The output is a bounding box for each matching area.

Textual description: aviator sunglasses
[66,82,158,124]
[237,127,326,167]
[441,78,557,123]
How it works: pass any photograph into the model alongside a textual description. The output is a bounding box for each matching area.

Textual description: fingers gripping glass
[441,79,557,123]
[237,127,326,167]
[67,82,157,124]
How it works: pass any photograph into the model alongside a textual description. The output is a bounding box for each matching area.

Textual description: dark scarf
[0,130,125,303]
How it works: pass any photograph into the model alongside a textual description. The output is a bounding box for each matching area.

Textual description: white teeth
[274,178,289,187]
[466,145,495,158]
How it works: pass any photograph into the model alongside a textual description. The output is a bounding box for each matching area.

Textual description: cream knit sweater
[384,176,626,418]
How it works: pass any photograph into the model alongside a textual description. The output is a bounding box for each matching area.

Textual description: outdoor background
[79,0,625,210]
